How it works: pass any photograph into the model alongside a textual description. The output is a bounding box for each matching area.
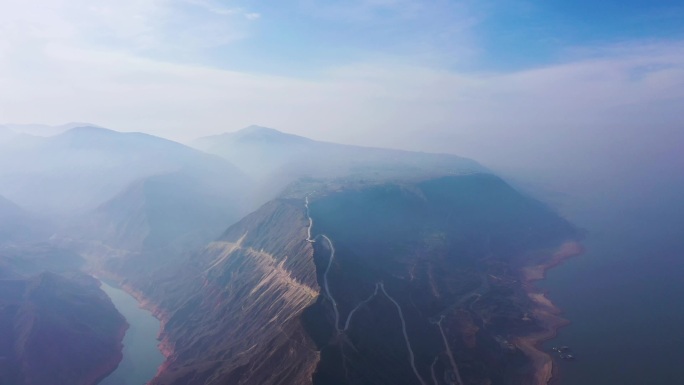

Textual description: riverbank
[97,275,167,385]
[118,280,176,368]
[516,240,584,385]
[89,320,129,385]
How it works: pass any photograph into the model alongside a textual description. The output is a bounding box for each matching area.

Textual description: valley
[98,280,165,385]
[3,3,680,384]
[0,125,581,385]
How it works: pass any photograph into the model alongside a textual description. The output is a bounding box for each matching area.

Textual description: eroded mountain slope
[133,199,321,385]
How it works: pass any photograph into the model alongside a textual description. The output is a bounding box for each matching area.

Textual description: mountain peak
[61,125,118,136]
[229,125,311,143]
[0,122,102,137]
[236,125,281,134]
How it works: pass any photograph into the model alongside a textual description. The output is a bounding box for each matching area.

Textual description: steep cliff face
[0,272,127,385]
[139,199,321,385]
[304,174,579,385]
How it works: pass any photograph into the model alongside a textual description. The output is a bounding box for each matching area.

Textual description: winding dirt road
[304,196,427,385]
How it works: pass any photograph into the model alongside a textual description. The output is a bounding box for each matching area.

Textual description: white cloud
[296,0,482,68]
[0,0,257,57]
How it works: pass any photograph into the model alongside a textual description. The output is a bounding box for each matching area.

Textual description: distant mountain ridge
[0,125,251,215]
[0,195,47,244]
[192,126,485,203]
[200,125,315,144]
[194,126,482,174]
[0,126,15,142]
[0,122,100,137]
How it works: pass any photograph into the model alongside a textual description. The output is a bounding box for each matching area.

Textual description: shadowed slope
[305,174,578,385]
[0,272,127,385]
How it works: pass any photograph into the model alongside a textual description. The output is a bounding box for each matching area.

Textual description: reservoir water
[98,281,165,385]
[533,176,684,384]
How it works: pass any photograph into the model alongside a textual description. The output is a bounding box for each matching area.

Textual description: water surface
[99,280,165,385]
[537,181,684,384]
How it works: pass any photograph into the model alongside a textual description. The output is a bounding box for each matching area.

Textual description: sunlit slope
[137,199,320,385]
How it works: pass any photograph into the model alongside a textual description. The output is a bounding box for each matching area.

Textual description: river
[98,280,165,385]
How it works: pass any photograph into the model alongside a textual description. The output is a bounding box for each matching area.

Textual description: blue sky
[0,0,683,176]
[171,0,684,74]
[7,0,677,75]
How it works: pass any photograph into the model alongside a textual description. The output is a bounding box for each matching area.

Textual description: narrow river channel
[98,280,165,385]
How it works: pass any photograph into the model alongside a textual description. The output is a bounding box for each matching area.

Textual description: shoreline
[81,237,582,385]
[88,321,129,385]
[516,240,584,385]
[117,279,179,381]
[91,268,173,382]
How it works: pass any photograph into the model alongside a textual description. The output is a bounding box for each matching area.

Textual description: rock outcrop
[136,199,321,385]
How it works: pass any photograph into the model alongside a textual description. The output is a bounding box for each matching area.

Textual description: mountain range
[0,122,97,138]
[0,124,579,385]
[192,125,484,204]
[0,125,250,215]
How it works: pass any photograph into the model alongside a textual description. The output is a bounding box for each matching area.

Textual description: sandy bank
[516,240,584,385]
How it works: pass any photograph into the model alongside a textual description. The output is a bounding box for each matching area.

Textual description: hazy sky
[1,0,683,176]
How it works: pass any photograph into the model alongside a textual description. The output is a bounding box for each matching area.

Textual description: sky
[1,0,683,186]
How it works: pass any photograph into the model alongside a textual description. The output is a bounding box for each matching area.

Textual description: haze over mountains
[0,126,251,216]
[0,195,42,244]
[0,123,97,138]
[193,125,484,201]
[194,125,482,177]
[0,123,579,385]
